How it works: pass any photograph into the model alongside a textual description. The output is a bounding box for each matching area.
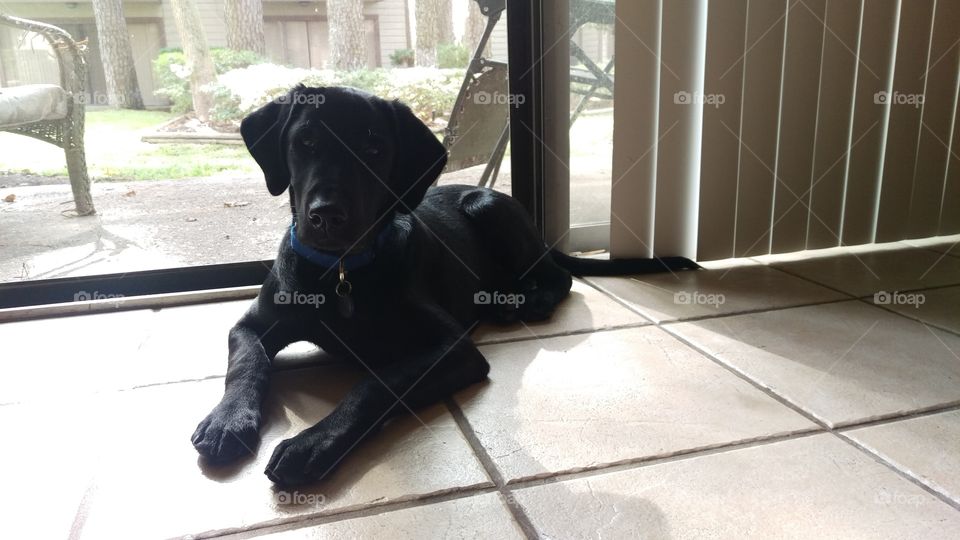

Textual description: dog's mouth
[299,232,351,253]
[297,224,377,254]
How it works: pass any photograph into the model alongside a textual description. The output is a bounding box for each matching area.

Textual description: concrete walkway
[0,165,514,282]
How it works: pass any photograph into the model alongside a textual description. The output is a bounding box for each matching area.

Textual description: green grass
[103,143,257,181]
[1,107,614,181]
[85,108,172,131]
[0,109,259,181]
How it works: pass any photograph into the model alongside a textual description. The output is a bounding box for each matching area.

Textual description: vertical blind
[610,0,960,261]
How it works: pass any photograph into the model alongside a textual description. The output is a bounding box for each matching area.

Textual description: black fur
[192,86,698,487]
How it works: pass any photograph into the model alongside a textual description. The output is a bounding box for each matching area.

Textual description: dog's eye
[300,138,315,148]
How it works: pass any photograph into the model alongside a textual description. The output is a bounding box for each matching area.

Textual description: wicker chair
[0,13,94,215]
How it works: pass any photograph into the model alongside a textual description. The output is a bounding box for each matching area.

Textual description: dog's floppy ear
[390,100,448,212]
[240,91,295,196]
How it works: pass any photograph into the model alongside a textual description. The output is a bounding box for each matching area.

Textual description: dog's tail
[550,250,700,277]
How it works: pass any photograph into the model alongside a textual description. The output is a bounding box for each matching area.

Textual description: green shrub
[437,43,470,69]
[335,69,390,94]
[213,49,264,72]
[379,69,463,122]
[389,48,415,67]
[205,64,466,125]
[153,49,192,114]
[153,48,266,113]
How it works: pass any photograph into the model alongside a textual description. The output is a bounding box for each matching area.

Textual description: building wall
[0,2,167,106]
[161,0,412,68]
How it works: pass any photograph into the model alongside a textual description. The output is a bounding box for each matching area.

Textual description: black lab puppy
[191,86,697,486]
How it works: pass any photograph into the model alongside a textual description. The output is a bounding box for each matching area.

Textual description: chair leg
[64,146,95,216]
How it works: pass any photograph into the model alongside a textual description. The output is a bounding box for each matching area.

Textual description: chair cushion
[0,84,69,128]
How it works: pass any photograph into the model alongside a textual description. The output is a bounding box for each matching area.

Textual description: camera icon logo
[673,91,692,105]
[674,291,692,305]
[874,91,889,105]
[474,91,492,105]
[873,291,892,305]
[274,291,292,305]
[474,291,492,305]
[74,291,91,301]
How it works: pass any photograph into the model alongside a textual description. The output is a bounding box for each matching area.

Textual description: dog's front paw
[191,401,261,464]
[265,430,341,487]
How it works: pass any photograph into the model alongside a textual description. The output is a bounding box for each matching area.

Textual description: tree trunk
[91,0,143,109]
[225,0,265,55]
[464,0,490,57]
[328,0,367,69]
[415,0,441,66]
[169,0,217,122]
[438,0,454,45]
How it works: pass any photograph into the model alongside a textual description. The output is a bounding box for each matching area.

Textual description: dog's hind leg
[459,188,572,322]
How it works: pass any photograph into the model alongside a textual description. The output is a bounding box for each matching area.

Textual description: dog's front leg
[264,311,489,486]
[193,298,293,464]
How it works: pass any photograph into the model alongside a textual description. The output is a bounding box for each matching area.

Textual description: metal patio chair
[0,13,94,215]
[443,0,615,188]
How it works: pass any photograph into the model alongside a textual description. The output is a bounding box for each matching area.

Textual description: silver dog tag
[336,261,354,318]
[338,293,354,318]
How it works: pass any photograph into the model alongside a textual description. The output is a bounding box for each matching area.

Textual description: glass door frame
[0,0,551,311]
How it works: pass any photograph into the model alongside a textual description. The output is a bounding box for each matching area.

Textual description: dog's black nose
[307,201,347,230]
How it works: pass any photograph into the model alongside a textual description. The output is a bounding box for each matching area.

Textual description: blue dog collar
[289,222,389,271]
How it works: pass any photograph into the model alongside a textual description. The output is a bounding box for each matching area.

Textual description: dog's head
[240,85,447,252]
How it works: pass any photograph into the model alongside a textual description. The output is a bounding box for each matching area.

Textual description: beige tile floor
[1,240,959,539]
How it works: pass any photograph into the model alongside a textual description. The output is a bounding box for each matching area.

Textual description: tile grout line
[659,324,960,514]
[834,402,960,432]
[201,485,500,540]
[759,262,861,299]
[851,296,960,340]
[502,429,826,491]
[766,261,960,338]
[474,320,651,347]
[579,274,854,327]
[830,400,960,431]
[443,398,542,540]
[657,296,854,326]
[835,431,960,512]
[765,259,960,301]
[659,325,836,430]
